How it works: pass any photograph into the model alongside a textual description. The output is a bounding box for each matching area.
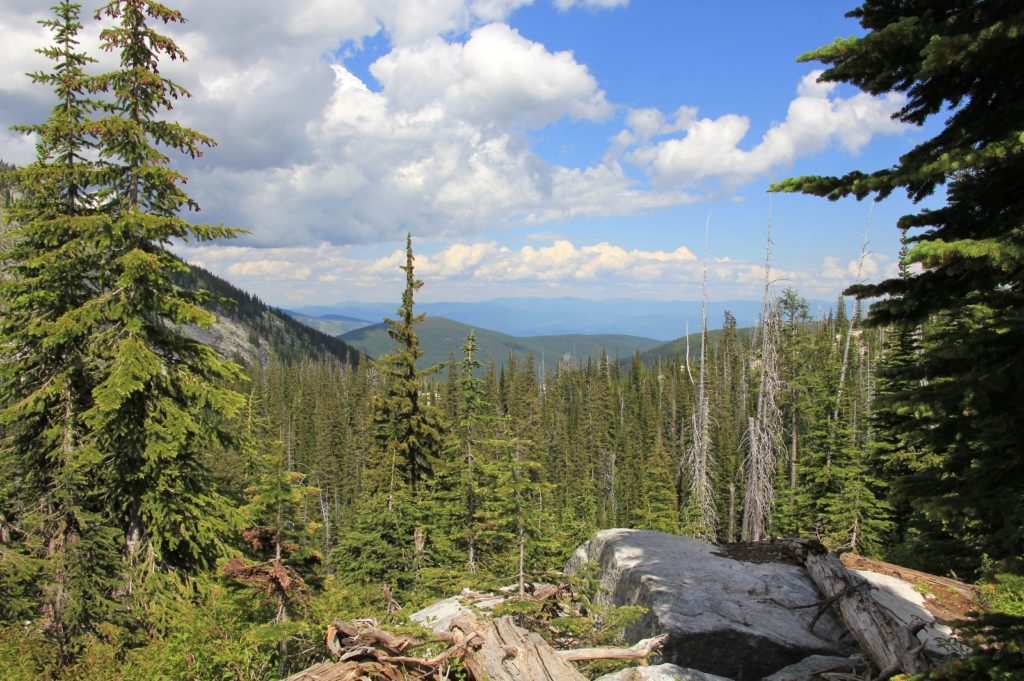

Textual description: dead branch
[328,620,426,655]
[557,633,668,663]
[305,612,670,681]
[777,539,932,678]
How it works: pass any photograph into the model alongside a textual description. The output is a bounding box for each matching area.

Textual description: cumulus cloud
[175,237,889,305]
[371,24,611,127]
[624,71,907,188]
[1,3,907,252]
[192,21,682,247]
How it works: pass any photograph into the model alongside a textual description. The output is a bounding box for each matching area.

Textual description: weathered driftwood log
[327,620,426,656]
[557,634,667,663]
[456,615,588,681]
[840,553,980,622]
[780,538,932,680]
[840,554,977,599]
[295,613,664,681]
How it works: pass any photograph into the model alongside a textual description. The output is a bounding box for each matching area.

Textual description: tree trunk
[787,539,932,679]
[460,616,587,681]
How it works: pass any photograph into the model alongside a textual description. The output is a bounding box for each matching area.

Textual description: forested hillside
[1,1,1022,680]
[338,314,661,370]
[176,265,364,365]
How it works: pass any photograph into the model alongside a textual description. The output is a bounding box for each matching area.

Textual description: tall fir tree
[334,234,447,597]
[371,234,445,496]
[79,0,246,575]
[772,1,1024,571]
[0,1,121,654]
[1,0,246,666]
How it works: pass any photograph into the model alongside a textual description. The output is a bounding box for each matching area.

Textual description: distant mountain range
[337,316,662,370]
[290,297,787,341]
[285,311,374,337]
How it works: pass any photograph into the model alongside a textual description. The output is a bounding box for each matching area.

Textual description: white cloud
[372,23,611,127]
[287,0,534,47]
[0,128,37,166]
[227,259,311,280]
[175,237,889,305]
[625,71,906,188]
[1,4,907,256]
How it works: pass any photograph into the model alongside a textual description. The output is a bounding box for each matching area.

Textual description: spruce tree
[772,1,1024,569]
[85,0,244,572]
[334,235,447,596]
[452,331,488,572]
[420,331,490,582]
[371,234,445,496]
[0,1,121,653]
[1,0,244,663]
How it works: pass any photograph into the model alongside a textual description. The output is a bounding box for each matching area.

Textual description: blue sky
[0,0,939,307]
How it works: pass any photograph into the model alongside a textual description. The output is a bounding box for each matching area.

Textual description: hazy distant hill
[338,316,661,370]
[291,297,780,340]
[175,266,363,366]
[285,310,374,337]
[634,325,758,367]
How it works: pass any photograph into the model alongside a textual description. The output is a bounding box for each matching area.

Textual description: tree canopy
[772,0,1024,571]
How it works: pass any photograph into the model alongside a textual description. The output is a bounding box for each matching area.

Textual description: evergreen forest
[1,1,1022,679]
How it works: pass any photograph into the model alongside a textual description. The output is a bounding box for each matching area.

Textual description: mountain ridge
[337,316,663,370]
[290,296,782,340]
[175,266,363,366]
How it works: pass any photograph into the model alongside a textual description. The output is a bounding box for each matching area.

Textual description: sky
[0,0,941,308]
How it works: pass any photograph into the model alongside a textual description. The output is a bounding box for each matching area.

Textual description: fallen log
[781,538,932,680]
[456,615,587,681]
[840,553,980,622]
[295,613,666,681]
[557,634,668,663]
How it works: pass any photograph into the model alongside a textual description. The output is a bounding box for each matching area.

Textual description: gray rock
[410,590,504,633]
[763,654,864,680]
[594,663,734,681]
[566,530,858,681]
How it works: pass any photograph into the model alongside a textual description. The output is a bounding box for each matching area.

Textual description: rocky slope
[175,265,363,366]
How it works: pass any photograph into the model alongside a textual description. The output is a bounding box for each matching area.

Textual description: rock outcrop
[411,590,504,633]
[566,529,858,681]
[593,663,734,681]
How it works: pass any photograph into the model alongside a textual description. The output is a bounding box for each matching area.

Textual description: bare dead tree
[828,210,871,467]
[742,213,784,541]
[683,216,716,540]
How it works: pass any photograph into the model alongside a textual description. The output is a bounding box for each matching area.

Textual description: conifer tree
[428,331,489,574]
[712,311,745,541]
[772,289,812,536]
[633,371,680,535]
[335,235,446,596]
[0,2,121,652]
[772,0,1024,570]
[372,234,445,496]
[75,0,246,575]
[475,417,553,596]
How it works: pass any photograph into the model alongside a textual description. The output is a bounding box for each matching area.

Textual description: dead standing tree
[683,216,717,541]
[828,214,871,468]
[742,215,784,541]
